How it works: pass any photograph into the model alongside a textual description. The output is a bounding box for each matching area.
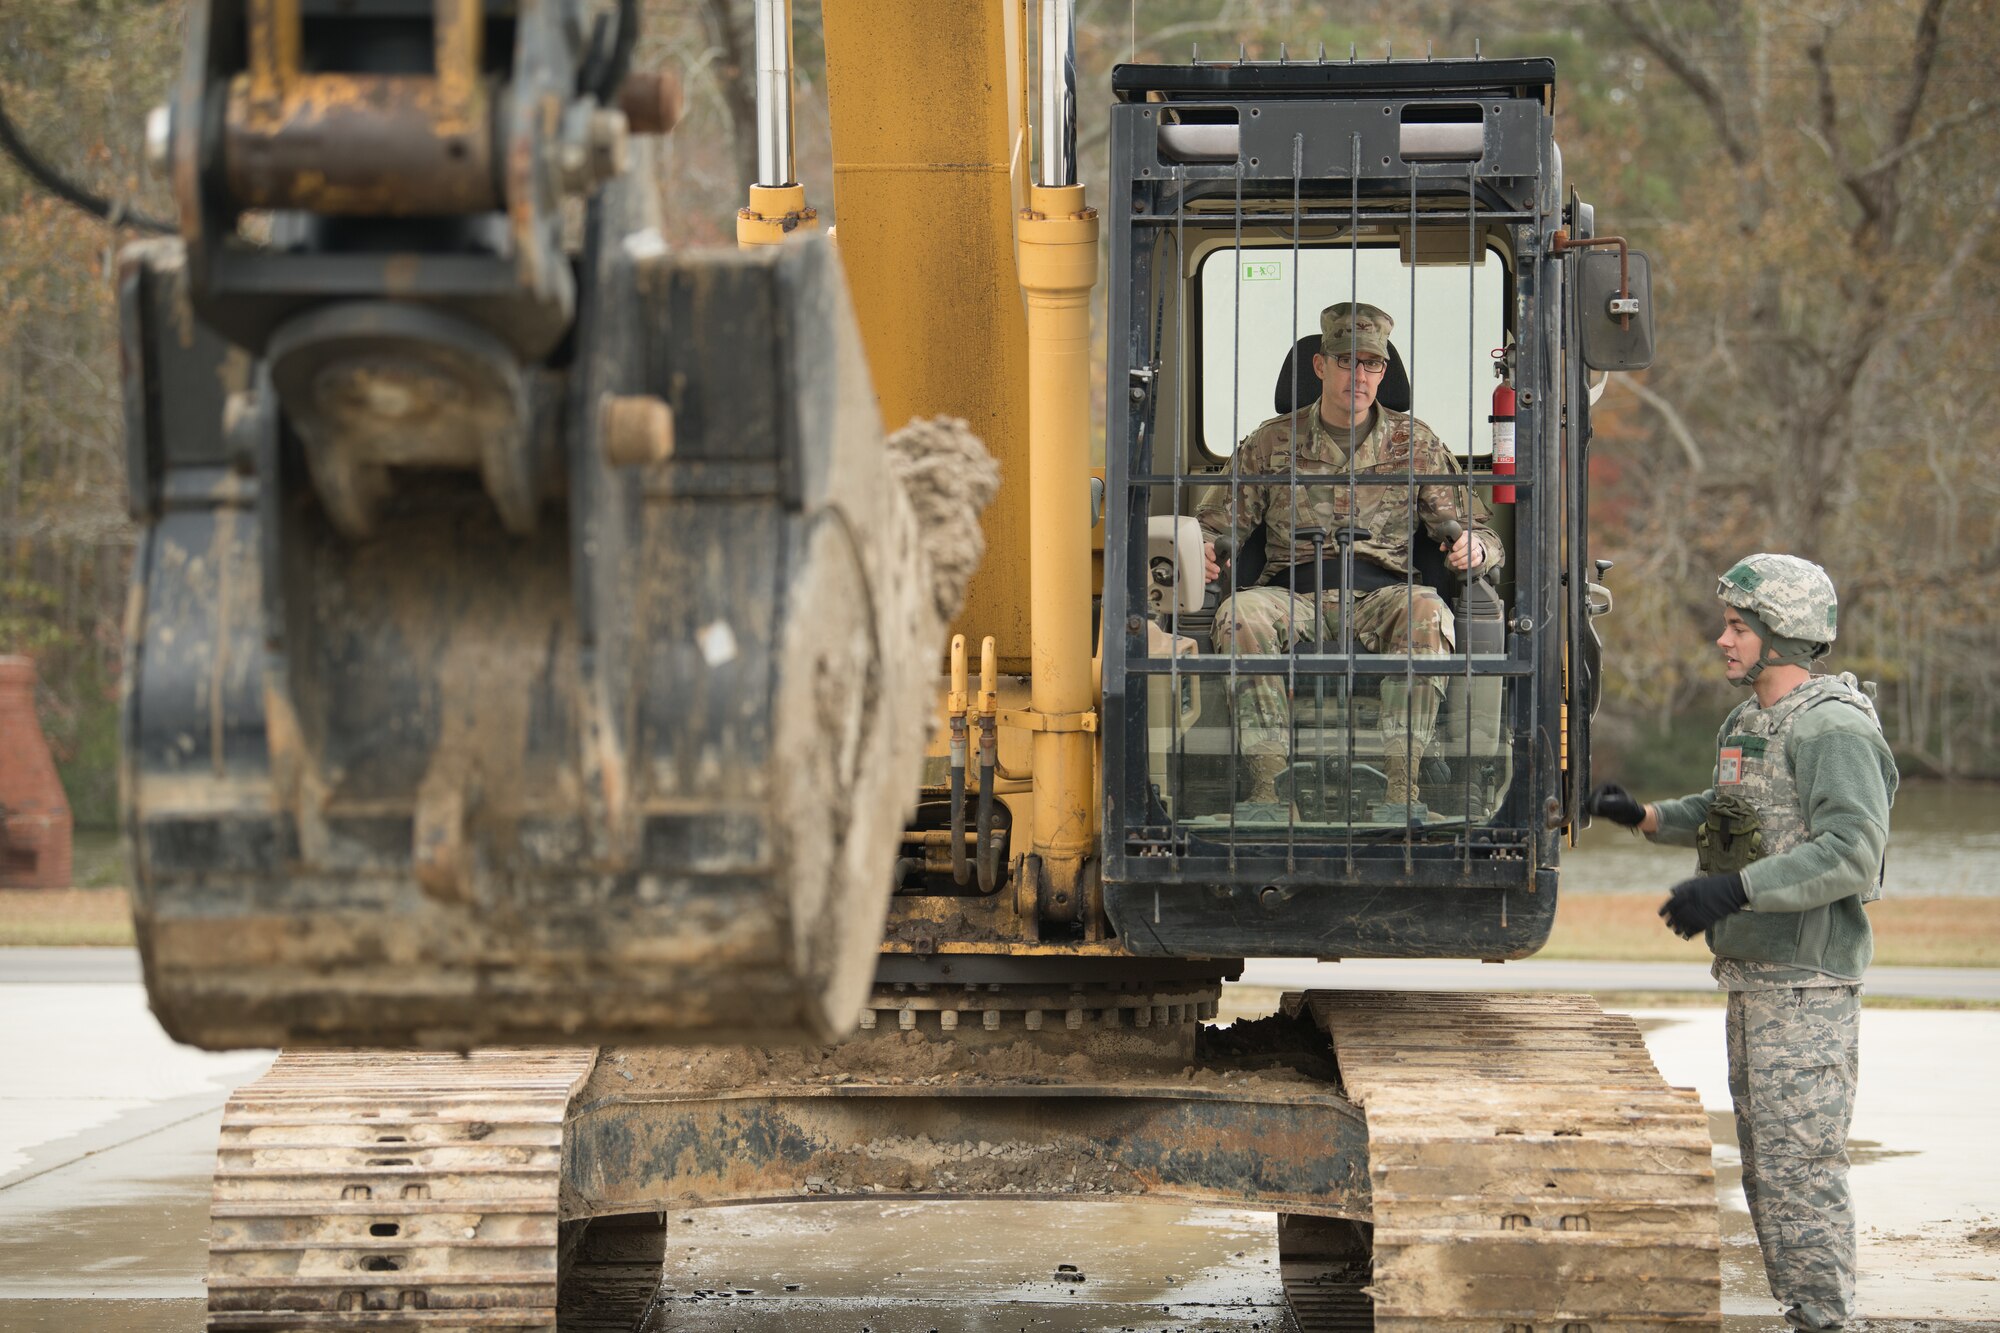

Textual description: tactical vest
[1704,672,1884,898]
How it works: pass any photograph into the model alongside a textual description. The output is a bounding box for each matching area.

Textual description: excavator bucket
[121,223,990,1050]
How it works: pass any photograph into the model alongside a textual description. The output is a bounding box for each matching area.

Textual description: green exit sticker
[1242,260,1283,282]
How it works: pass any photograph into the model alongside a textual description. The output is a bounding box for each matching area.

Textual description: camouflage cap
[1320,302,1394,361]
[1717,553,1839,646]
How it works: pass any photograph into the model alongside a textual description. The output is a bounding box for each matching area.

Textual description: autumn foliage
[3,0,1997,827]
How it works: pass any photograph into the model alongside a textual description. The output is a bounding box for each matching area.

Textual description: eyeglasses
[1330,353,1390,376]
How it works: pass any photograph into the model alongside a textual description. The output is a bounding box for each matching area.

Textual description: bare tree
[699,0,761,194]
[1600,0,1999,543]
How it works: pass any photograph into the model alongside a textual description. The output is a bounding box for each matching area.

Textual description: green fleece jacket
[1649,701,1898,980]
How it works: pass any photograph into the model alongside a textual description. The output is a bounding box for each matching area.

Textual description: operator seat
[1272,334,1412,415]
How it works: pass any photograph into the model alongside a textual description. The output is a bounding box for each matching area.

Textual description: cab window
[1196,244,1508,460]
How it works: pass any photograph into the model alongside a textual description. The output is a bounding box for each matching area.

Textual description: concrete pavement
[4,957,1997,1330]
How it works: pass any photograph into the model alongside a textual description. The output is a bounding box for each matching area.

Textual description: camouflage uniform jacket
[1651,674,1899,987]
[1195,404,1501,586]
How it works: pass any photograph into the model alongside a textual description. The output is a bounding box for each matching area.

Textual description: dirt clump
[1197,1009,1341,1087]
[882,416,1001,623]
[598,1027,1182,1094]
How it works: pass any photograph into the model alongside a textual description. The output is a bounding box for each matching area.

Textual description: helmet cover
[1716,553,1838,646]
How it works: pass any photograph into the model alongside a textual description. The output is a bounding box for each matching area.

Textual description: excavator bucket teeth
[122,233,980,1050]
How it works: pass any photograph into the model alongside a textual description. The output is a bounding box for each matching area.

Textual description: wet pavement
[0,981,272,1333]
[1638,1008,2000,1324]
[3,976,1996,1333]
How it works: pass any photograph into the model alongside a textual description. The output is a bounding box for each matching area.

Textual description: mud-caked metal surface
[560,1010,1372,1224]
[1312,990,1722,1332]
[206,1048,596,1330]
[123,192,985,1049]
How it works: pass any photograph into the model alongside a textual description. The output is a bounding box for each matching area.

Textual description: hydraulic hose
[976,710,1001,894]
[975,635,1001,894]
[949,715,970,885]
[948,634,970,885]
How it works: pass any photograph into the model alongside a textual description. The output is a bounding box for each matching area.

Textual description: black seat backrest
[1272,336,1412,415]
[1228,526,1267,589]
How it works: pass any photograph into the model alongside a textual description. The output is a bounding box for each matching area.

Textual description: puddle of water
[0,1184,214,1296]
[0,1100,227,1332]
[1628,1007,2000,1322]
[646,1198,1295,1331]
[0,1297,201,1333]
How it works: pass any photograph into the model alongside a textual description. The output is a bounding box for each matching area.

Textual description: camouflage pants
[1726,985,1861,1332]
[1210,582,1455,758]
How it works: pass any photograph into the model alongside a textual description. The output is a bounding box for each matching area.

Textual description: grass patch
[1543,894,2000,968]
[0,889,135,946]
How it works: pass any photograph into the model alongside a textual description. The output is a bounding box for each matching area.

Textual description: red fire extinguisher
[1489,348,1517,505]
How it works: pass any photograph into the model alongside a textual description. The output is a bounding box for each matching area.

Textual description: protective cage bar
[1098,60,1572,960]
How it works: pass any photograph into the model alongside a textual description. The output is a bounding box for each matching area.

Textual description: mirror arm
[1550,231,1634,330]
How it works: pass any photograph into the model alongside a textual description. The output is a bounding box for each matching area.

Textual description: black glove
[1659,872,1748,940]
[1586,782,1647,829]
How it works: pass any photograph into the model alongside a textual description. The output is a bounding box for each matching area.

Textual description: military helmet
[1716,553,1838,645]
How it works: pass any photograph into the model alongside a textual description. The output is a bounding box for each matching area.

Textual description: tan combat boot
[1374,752,1430,821]
[1236,754,1296,821]
[1243,754,1286,803]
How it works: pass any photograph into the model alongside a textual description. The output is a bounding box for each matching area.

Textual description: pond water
[1564,778,1998,897]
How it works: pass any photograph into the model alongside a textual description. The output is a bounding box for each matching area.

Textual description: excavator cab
[1100,58,1649,959]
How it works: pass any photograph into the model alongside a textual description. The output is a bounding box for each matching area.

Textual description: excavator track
[1301,990,1721,1333]
[206,1048,597,1330]
[199,994,1718,1331]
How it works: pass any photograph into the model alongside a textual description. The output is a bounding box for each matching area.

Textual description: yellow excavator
[117,0,1719,1327]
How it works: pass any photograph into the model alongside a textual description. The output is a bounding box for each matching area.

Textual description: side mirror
[1575,248,1654,371]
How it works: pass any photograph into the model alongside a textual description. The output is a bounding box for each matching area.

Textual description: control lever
[1206,532,1237,598]
[1588,556,1616,618]
[1297,527,1328,651]
[1439,517,1499,583]
[1330,525,1366,656]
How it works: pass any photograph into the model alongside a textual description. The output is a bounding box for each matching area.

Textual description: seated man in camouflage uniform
[1195,301,1501,816]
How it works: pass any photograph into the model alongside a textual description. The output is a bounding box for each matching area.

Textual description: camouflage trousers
[1210,582,1455,758]
[1726,985,1861,1332]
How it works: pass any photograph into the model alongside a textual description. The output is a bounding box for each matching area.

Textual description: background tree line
[3,0,1995,826]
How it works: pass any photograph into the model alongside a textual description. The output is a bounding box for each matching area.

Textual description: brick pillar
[0,656,74,889]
